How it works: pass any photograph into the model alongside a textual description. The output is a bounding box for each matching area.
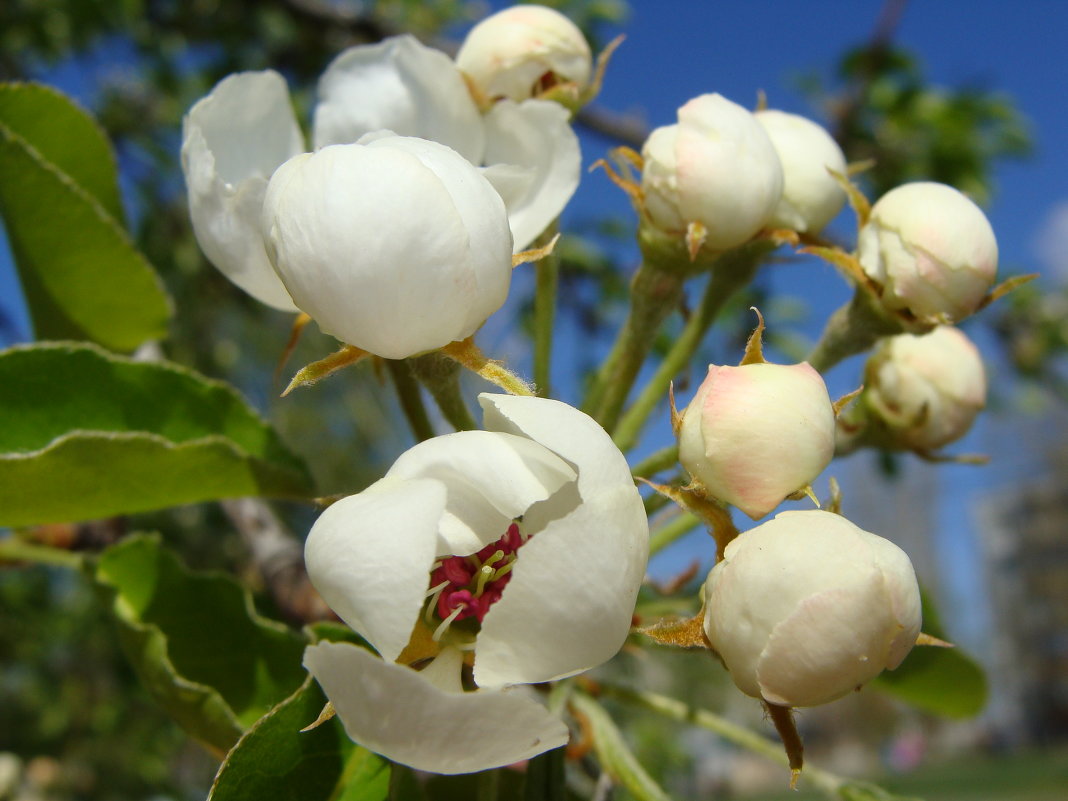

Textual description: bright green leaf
[0,82,171,351]
[209,676,389,801]
[0,341,314,526]
[93,535,308,753]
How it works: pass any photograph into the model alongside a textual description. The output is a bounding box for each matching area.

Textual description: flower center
[424,521,529,643]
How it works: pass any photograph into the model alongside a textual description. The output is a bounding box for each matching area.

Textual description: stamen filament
[475,564,496,596]
[425,580,449,598]
[432,605,465,642]
[492,562,515,581]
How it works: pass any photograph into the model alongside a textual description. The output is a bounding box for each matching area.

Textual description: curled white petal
[304,642,569,774]
[180,70,302,311]
[262,136,512,359]
[313,35,485,162]
[482,99,581,250]
[304,478,444,662]
[385,429,577,557]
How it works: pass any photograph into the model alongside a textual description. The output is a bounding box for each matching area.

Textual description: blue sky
[3,0,1066,656]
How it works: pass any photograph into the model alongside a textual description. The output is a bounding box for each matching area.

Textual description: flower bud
[262,135,513,360]
[456,5,592,103]
[858,182,998,324]
[853,326,987,451]
[678,361,835,520]
[754,109,847,234]
[703,510,922,708]
[641,94,783,251]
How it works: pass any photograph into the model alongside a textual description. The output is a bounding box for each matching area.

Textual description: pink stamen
[428,522,530,625]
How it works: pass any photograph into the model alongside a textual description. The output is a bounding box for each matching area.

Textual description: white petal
[180,70,302,311]
[304,642,569,775]
[478,394,635,498]
[313,35,485,162]
[475,485,648,687]
[482,100,580,250]
[386,430,576,556]
[304,478,445,662]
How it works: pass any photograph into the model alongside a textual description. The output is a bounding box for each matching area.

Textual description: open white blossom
[304,394,649,774]
[754,109,847,234]
[456,4,593,102]
[858,182,998,324]
[262,135,512,359]
[180,34,580,309]
[703,510,921,708]
[641,93,783,250]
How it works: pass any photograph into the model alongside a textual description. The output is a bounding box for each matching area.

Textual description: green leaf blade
[0,82,171,351]
[0,342,314,526]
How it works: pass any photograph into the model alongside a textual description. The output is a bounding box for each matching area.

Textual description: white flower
[703,510,921,708]
[641,93,783,250]
[456,5,592,103]
[261,135,512,360]
[855,325,987,451]
[754,109,847,234]
[303,394,649,774]
[858,182,998,324]
[180,36,581,309]
[678,361,835,520]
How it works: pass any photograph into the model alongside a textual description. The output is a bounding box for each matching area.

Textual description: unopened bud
[703,510,922,708]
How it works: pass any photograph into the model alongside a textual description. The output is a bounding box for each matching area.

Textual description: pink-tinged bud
[703,510,922,708]
[857,325,987,451]
[641,94,783,251]
[754,109,847,234]
[858,182,998,324]
[456,5,592,102]
[678,361,835,520]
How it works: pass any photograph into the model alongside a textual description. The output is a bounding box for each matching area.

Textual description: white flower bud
[641,94,783,250]
[858,182,998,324]
[262,135,513,360]
[703,510,922,708]
[861,326,987,450]
[456,5,592,102]
[678,361,835,520]
[754,109,847,234]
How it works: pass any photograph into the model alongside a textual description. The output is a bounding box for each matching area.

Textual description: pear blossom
[303,394,649,774]
[678,361,835,519]
[754,109,847,234]
[640,93,783,251]
[703,510,922,708]
[456,4,593,102]
[262,135,512,360]
[858,181,998,324]
[180,35,580,310]
[846,325,987,451]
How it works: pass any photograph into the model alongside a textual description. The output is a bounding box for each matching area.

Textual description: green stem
[408,353,479,431]
[533,224,560,397]
[599,684,844,797]
[631,445,679,479]
[807,288,903,373]
[386,359,435,442]
[649,512,700,556]
[613,244,767,451]
[586,261,686,433]
[476,769,500,801]
[0,538,84,569]
[524,746,566,801]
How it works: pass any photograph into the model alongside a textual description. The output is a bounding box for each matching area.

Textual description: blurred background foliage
[0,0,1061,799]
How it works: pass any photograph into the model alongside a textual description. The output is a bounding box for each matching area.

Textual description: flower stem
[613,243,768,451]
[630,444,679,479]
[0,538,84,569]
[585,261,686,433]
[598,684,844,797]
[476,768,500,801]
[649,512,700,556]
[807,288,903,373]
[385,359,435,442]
[524,747,567,801]
[408,352,479,431]
[533,224,560,397]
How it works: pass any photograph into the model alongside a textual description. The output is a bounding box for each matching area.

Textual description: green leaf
[0,341,314,526]
[870,589,987,719]
[209,676,390,801]
[93,535,308,753]
[0,82,171,351]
